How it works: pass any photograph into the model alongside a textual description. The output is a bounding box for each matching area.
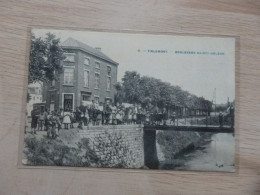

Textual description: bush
[24,137,89,166]
[24,135,131,168]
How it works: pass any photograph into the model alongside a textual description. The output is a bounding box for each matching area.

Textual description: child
[63,111,71,129]
[69,111,75,128]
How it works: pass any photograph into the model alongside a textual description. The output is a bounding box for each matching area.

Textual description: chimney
[95,47,101,51]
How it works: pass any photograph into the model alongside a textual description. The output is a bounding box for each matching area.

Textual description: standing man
[97,102,103,126]
[104,101,112,125]
[227,103,235,128]
[43,108,49,132]
[89,100,96,125]
[79,101,87,126]
[47,111,58,139]
[37,110,45,131]
[30,107,38,134]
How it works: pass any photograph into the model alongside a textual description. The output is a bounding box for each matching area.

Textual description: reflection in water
[158,133,235,172]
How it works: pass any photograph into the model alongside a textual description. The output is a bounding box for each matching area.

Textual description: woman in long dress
[111,104,117,125]
[128,108,133,124]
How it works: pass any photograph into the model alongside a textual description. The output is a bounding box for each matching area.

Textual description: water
[159,133,235,172]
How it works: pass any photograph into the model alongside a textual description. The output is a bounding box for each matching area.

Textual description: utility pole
[212,88,217,116]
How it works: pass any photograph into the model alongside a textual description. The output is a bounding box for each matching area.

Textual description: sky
[32,28,235,104]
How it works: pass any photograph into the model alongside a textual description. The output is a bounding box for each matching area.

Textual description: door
[63,94,74,111]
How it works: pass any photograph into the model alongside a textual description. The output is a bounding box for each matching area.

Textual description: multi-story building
[27,82,43,116]
[43,37,118,112]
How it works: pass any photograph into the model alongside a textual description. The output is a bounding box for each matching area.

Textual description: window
[84,57,90,65]
[82,95,90,101]
[50,94,55,102]
[94,73,100,89]
[105,97,112,104]
[107,65,111,90]
[94,96,99,103]
[51,79,55,87]
[64,53,75,62]
[107,66,111,76]
[95,61,100,69]
[64,68,74,85]
[84,70,89,87]
[107,76,111,90]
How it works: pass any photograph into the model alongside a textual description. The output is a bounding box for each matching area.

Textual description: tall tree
[28,33,64,84]
[122,71,142,103]
[114,82,125,104]
[118,71,212,112]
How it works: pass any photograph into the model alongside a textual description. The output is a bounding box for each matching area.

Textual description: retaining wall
[78,125,144,168]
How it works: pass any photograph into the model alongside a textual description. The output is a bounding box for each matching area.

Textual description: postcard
[21,28,236,171]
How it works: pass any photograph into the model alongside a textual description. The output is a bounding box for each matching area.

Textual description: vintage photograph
[22,29,235,171]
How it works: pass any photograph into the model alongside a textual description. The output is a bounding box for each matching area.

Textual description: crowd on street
[29,100,172,139]
[28,99,234,139]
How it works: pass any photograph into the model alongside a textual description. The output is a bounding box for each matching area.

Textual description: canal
[157,133,235,172]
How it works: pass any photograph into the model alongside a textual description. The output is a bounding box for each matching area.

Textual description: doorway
[63,93,74,111]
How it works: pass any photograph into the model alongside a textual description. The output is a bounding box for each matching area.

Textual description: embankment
[156,131,212,164]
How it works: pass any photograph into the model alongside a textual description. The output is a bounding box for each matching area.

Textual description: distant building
[43,37,119,112]
[27,82,43,116]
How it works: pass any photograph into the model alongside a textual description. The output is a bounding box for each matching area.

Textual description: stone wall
[78,125,144,168]
[156,131,201,163]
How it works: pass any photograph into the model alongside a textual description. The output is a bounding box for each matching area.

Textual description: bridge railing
[136,113,234,128]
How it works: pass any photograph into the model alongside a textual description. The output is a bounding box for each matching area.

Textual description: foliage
[29,33,64,84]
[24,136,129,168]
[114,82,125,104]
[116,71,212,111]
[121,71,142,104]
[24,137,96,166]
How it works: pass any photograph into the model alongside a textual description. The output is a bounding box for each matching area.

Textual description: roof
[61,37,118,65]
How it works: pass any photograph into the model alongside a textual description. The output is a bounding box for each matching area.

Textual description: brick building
[43,37,118,112]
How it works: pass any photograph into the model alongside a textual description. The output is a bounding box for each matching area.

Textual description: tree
[117,71,213,114]
[139,76,160,106]
[122,71,142,103]
[114,82,125,104]
[28,33,64,84]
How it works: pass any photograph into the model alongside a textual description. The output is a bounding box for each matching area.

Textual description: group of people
[30,101,235,139]
[30,108,63,139]
[30,100,163,139]
[74,100,170,127]
[75,100,143,128]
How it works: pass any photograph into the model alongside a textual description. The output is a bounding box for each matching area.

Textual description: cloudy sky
[32,28,235,104]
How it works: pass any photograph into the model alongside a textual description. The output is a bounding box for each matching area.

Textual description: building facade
[27,82,43,116]
[43,37,118,112]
